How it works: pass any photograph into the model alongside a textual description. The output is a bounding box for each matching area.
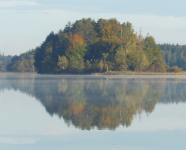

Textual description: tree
[148,59,166,72]
[7,50,35,72]
[102,53,109,62]
[32,18,168,74]
[159,44,186,70]
[34,32,59,73]
[115,50,128,71]
[68,56,85,73]
[0,55,12,71]
[166,65,182,72]
[58,55,68,70]
[66,34,87,60]
[98,60,104,72]
[71,18,97,45]
[104,63,108,72]
[144,36,166,72]
[65,34,87,73]
[85,60,91,73]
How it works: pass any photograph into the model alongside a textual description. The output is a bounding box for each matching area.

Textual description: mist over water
[0,74,186,150]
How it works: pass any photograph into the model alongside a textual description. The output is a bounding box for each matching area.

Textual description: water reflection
[0,75,186,130]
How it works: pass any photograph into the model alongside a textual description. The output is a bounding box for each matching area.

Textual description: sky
[1,0,186,55]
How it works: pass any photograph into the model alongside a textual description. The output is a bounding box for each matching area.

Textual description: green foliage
[143,36,166,72]
[33,18,166,74]
[0,54,12,71]
[66,34,87,60]
[85,60,91,73]
[167,66,182,72]
[98,59,104,72]
[34,32,59,73]
[6,50,35,72]
[159,44,186,70]
[144,36,163,63]
[104,63,109,72]
[102,53,109,62]
[115,50,128,71]
[71,18,97,45]
[147,59,166,72]
[41,55,53,73]
[68,56,85,73]
[58,55,68,70]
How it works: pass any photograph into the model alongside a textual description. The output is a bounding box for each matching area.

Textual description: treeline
[7,50,35,72]
[5,19,186,73]
[0,54,12,72]
[34,18,166,74]
[158,44,186,70]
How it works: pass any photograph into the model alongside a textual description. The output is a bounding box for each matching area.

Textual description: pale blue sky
[1,0,186,55]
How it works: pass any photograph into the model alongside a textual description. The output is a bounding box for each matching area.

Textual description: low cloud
[16,9,78,15]
[0,1,40,7]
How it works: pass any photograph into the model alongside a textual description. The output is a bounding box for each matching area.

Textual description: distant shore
[0,72,36,74]
[92,71,186,75]
[1,71,186,75]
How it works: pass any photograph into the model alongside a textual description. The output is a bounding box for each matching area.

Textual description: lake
[0,74,186,150]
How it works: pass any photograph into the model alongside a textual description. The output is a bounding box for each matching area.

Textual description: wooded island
[0,18,185,74]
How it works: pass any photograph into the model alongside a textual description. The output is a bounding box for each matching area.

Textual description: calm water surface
[0,74,186,150]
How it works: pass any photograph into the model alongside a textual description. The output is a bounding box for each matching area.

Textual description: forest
[158,44,186,70]
[3,18,186,73]
[6,50,35,72]
[0,54,12,72]
[34,18,166,74]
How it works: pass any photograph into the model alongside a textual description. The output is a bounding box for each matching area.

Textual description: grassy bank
[92,71,186,75]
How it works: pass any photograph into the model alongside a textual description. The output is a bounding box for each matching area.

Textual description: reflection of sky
[1,89,186,150]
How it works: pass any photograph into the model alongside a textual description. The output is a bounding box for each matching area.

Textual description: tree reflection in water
[0,75,186,130]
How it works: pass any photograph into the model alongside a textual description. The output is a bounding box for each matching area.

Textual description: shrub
[166,66,182,72]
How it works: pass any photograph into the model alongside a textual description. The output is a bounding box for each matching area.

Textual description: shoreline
[0,72,37,74]
[91,71,186,75]
[1,71,186,75]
